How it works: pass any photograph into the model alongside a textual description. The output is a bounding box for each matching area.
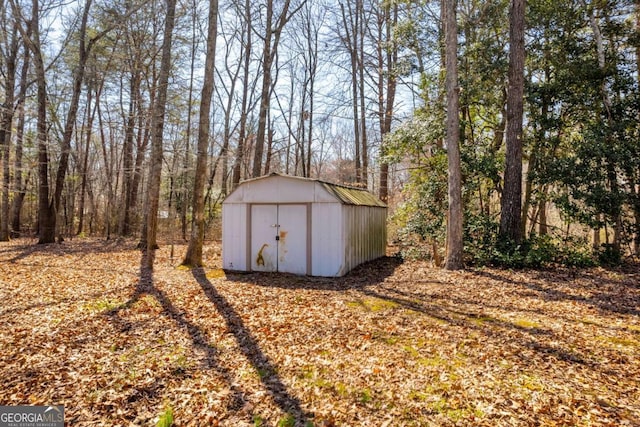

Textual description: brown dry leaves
[1,238,639,426]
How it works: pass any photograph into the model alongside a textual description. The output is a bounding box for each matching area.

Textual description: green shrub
[596,243,622,266]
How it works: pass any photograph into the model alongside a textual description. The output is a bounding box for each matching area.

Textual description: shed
[222,173,387,277]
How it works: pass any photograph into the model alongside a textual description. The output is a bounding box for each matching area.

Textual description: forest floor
[0,238,639,426]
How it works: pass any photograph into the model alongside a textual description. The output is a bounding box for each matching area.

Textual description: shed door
[251,205,278,272]
[250,204,307,274]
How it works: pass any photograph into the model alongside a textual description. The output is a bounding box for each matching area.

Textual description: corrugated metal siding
[339,205,387,276]
[222,204,247,270]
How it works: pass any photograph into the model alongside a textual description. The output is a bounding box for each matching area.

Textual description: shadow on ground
[225,256,404,291]
[106,250,312,425]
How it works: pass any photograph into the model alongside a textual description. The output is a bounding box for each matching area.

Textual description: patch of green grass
[403,345,421,358]
[82,298,125,312]
[359,388,373,404]
[429,397,479,422]
[299,366,332,388]
[172,354,190,374]
[156,406,173,427]
[373,333,400,345]
[277,413,295,427]
[347,297,399,312]
[206,269,225,279]
[626,324,640,333]
[470,315,497,326]
[518,374,544,392]
[114,294,161,313]
[601,335,639,347]
[513,318,541,329]
[408,390,430,401]
[417,355,446,367]
[257,367,276,380]
[333,382,349,397]
[253,415,265,427]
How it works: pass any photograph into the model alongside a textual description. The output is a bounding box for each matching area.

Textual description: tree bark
[182,0,218,267]
[231,0,252,187]
[499,0,526,244]
[143,0,177,267]
[0,21,19,241]
[77,86,97,235]
[377,2,398,203]
[340,2,362,184]
[10,50,30,237]
[252,0,296,177]
[444,0,463,270]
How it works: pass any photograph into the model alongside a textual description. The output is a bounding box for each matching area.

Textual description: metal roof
[235,172,387,207]
[320,182,387,207]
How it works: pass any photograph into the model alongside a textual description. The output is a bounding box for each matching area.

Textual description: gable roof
[226,172,387,207]
[319,181,387,207]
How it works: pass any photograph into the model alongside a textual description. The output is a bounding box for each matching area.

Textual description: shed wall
[224,176,336,204]
[340,205,387,276]
[222,203,247,271]
[311,203,344,276]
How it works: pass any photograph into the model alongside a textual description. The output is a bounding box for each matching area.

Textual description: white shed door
[277,205,307,275]
[250,204,307,274]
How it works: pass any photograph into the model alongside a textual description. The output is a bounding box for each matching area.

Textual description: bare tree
[375,1,399,203]
[142,0,177,267]
[231,0,254,187]
[182,0,219,267]
[10,36,31,237]
[0,14,20,241]
[339,1,362,183]
[251,0,306,177]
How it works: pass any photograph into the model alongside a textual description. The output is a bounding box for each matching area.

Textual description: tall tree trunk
[77,87,97,235]
[14,0,57,243]
[51,0,93,232]
[0,22,19,241]
[635,0,640,255]
[340,1,361,183]
[143,0,177,267]
[182,0,218,267]
[499,0,526,244]
[97,94,116,240]
[378,2,398,203]
[121,71,140,236]
[10,35,31,237]
[357,0,368,185]
[181,0,199,239]
[14,0,95,243]
[232,0,252,188]
[444,0,463,270]
[251,0,299,178]
[251,1,274,178]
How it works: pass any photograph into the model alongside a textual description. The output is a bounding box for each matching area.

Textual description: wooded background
[1,0,639,267]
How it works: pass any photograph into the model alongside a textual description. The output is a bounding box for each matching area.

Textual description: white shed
[222,173,387,277]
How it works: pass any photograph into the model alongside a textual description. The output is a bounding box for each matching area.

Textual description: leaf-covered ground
[1,238,639,426]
